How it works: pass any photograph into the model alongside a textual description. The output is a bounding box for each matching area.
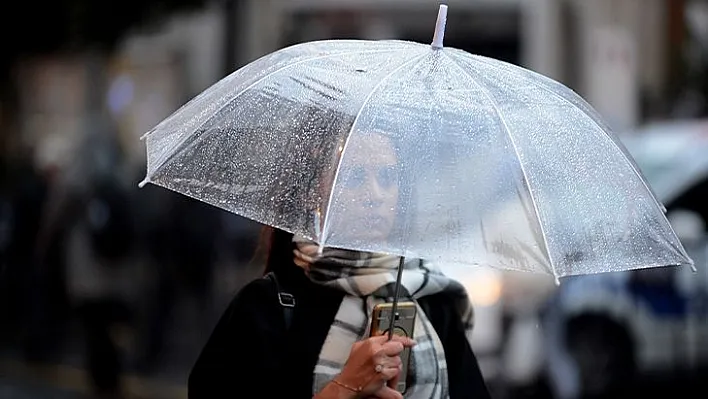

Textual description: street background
[0,0,707,398]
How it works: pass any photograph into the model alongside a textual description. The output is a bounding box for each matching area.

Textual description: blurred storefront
[14,57,88,173]
[107,4,225,172]
[106,53,185,174]
[5,0,690,156]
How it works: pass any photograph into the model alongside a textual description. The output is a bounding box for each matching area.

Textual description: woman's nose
[365,175,386,205]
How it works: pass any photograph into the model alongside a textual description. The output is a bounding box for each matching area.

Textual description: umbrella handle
[431,4,448,49]
[387,256,407,341]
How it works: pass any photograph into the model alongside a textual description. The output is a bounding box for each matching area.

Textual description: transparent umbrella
[140,5,693,288]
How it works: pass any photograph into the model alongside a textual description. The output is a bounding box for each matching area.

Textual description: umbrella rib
[146,47,403,178]
[464,54,695,271]
[444,51,557,278]
[467,54,663,216]
[319,51,429,248]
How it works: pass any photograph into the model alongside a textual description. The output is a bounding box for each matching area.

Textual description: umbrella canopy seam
[319,52,429,248]
[444,51,556,277]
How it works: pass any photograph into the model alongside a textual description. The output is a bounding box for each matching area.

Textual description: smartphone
[369,301,417,393]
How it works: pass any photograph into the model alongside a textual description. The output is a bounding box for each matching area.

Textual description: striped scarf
[293,236,474,398]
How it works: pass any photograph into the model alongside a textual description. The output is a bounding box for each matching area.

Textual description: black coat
[189,262,490,398]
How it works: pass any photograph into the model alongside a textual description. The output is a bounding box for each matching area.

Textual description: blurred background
[0,0,707,398]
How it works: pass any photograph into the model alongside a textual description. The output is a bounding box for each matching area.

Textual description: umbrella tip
[554,276,561,286]
[138,178,149,188]
[431,4,448,49]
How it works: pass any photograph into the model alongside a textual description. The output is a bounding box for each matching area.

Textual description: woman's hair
[256,226,295,275]
[253,125,420,275]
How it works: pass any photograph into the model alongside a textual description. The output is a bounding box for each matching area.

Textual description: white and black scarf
[293,236,474,398]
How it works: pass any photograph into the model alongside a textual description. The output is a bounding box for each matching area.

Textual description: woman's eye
[343,167,365,188]
[377,166,398,188]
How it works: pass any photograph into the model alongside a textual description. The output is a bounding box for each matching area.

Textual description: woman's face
[332,132,400,242]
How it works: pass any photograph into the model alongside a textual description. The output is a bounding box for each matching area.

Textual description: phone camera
[383,326,408,338]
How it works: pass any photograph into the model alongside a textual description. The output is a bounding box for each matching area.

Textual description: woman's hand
[336,334,415,398]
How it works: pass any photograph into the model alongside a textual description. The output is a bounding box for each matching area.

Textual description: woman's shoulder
[229,275,276,307]
[211,275,283,333]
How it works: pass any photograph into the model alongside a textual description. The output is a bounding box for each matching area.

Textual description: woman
[188,131,490,398]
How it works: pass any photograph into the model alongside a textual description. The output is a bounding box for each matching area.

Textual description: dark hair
[258,226,295,276]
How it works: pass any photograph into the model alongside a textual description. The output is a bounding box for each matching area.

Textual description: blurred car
[441,241,557,390]
[544,119,708,398]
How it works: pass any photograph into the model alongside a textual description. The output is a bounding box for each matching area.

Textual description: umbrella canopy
[140,5,692,279]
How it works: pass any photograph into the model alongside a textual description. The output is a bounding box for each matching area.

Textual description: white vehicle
[544,119,708,398]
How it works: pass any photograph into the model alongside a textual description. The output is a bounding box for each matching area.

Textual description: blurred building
[9,0,696,165]
[236,0,677,134]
